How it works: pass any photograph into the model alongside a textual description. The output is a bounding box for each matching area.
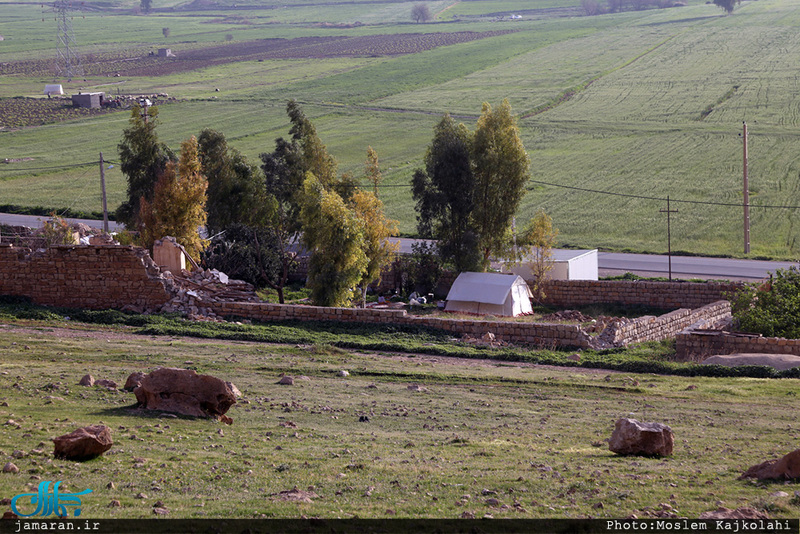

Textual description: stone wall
[211,301,594,349]
[600,301,731,348]
[542,280,742,310]
[676,325,800,361]
[0,244,172,310]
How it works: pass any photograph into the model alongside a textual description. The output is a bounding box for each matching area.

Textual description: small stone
[337,370,350,377]
[79,374,95,387]
[11,450,25,459]
[107,482,115,489]
[3,463,19,474]
[108,500,121,508]
[152,507,168,515]
[277,376,294,386]
[135,493,147,499]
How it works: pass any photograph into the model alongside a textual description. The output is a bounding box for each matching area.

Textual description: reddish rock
[123,372,146,391]
[53,425,113,461]
[699,507,769,519]
[95,379,118,389]
[739,449,800,480]
[78,374,94,386]
[277,376,294,385]
[609,418,674,457]
[133,368,236,420]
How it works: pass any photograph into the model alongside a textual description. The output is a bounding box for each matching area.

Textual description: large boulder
[133,368,236,420]
[609,418,674,457]
[739,449,800,480]
[53,425,113,461]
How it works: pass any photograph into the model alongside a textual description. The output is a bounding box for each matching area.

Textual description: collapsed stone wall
[210,301,594,349]
[0,244,739,351]
[0,243,173,311]
[542,280,742,310]
[596,301,731,348]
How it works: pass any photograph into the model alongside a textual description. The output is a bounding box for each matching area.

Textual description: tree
[162,27,170,38]
[201,224,282,288]
[351,188,399,308]
[519,210,558,303]
[117,104,173,231]
[198,129,265,236]
[139,136,208,263]
[300,174,368,307]
[411,3,432,22]
[412,114,481,273]
[713,0,739,13]
[471,99,530,269]
[141,0,152,13]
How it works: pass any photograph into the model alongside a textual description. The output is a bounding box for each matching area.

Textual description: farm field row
[2,0,800,258]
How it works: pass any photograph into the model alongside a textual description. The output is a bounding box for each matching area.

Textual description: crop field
[3,0,800,257]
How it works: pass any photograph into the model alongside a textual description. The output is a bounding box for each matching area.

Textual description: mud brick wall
[602,301,731,347]
[0,244,172,310]
[676,326,800,361]
[211,301,594,349]
[542,280,742,309]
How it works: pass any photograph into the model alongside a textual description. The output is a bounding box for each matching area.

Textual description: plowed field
[0,30,517,78]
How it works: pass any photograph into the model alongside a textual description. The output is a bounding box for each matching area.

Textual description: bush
[729,267,800,338]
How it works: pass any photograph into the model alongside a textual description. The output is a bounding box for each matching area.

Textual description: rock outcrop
[133,368,237,420]
[53,425,113,461]
[739,449,800,480]
[609,418,673,457]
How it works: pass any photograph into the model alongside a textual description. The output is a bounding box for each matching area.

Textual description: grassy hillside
[2,0,800,257]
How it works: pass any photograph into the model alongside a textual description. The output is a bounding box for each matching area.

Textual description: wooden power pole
[743,121,750,254]
[660,196,678,281]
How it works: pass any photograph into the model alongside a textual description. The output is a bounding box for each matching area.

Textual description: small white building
[445,272,533,317]
[501,248,598,282]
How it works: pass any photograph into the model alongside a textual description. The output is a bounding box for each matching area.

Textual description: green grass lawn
[1,311,799,519]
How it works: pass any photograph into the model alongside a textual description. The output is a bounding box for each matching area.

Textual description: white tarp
[44,84,64,95]
[445,272,533,317]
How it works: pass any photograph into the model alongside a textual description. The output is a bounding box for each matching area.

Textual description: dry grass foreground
[1,320,799,519]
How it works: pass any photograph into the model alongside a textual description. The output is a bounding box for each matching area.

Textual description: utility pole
[743,121,750,254]
[660,196,678,281]
[99,152,109,234]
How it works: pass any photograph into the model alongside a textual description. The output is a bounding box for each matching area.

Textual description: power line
[528,179,800,210]
[0,161,100,172]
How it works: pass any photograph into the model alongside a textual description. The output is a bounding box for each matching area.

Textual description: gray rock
[609,418,673,457]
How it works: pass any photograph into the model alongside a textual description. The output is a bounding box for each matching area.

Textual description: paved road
[597,251,796,281]
[1,214,793,281]
[0,212,124,232]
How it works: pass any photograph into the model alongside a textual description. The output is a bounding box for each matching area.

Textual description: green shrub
[729,267,800,338]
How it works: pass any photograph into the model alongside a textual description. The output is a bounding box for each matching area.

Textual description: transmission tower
[44,0,83,81]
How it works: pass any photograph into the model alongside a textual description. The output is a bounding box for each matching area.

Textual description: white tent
[445,272,533,317]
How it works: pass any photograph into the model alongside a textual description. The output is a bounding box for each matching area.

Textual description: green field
[2,0,800,257]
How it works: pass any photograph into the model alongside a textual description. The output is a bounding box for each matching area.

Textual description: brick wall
[542,280,742,309]
[0,244,172,310]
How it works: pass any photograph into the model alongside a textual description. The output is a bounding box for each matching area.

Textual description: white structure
[502,249,598,281]
[44,84,64,95]
[445,272,533,317]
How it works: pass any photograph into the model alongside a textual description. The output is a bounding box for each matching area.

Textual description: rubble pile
[159,268,259,320]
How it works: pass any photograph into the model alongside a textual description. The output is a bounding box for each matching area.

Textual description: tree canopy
[117,104,173,231]
[471,99,530,269]
[139,136,208,262]
[713,0,739,13]
[412,101,530,272]
[412,114,481,273]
